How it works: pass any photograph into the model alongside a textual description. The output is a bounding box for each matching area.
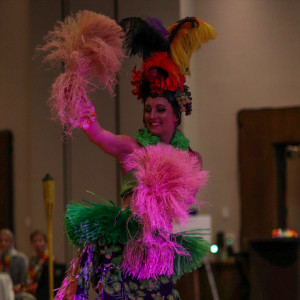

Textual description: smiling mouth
[150,122,161,126]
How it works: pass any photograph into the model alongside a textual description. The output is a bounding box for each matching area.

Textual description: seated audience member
[26,230,49,296]
[12,230,49,299]
[0,228,28,287]
[26,230,66,299]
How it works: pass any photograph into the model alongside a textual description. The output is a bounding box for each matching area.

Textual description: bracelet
[80,113,97,130]
[68,101,97,130]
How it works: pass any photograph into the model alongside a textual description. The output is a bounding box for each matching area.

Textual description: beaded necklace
[136,128,189,151]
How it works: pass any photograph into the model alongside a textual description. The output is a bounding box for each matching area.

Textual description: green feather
[85,190,114,206]
[65,200,139,247]
[64,197,209,278]
[174,230,210,278]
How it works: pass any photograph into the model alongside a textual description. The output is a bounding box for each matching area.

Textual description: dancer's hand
[68,101,97,130]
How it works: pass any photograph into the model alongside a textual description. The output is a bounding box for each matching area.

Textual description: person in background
[0,228,28,290]
[25,230,49,296]
[12,230,49,300]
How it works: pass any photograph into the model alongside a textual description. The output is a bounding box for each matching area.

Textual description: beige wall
[0,0,31,253]
[0,0,179,262]
[181,0,300,251]
[1,0,300,261]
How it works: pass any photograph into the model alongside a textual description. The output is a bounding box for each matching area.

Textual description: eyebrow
[144,103,167,108]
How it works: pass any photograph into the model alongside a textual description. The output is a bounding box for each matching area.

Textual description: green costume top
[120,170,137,198]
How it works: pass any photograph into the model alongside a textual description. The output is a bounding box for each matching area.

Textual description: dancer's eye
[157,105,166,112]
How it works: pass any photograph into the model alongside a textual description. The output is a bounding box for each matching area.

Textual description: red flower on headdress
[165,74,185,92]
[131,52,186,99]
[149,79,165,95]
[131,66,143,100]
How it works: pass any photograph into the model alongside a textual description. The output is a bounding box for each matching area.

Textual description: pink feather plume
[38,10,124,134]
[54,249,82,299]
[121,144,209,279]
[124,144,208,234]
[122,234,179,279]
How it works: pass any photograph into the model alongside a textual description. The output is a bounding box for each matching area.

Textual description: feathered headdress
[120,16,216,116]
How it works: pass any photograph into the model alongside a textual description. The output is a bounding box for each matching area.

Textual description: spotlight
[210,244,219,254]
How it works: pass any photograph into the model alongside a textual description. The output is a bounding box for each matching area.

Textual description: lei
[136,128,189,151]
[0,251,11,272]
[27,252,49,294]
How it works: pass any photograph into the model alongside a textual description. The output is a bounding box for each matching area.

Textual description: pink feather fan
[121,144,209,279]
[124,144,208,234]
[38,10,124,133]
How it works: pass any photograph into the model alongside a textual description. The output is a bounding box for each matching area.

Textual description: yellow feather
[168,19,216,75]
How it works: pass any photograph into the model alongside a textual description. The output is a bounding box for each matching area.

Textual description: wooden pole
[43,174,55,300]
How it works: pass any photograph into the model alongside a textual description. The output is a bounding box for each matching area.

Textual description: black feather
[119,17,169,59]
[168,17,199,44]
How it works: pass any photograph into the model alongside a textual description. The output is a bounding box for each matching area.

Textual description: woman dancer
[40,11,216,299]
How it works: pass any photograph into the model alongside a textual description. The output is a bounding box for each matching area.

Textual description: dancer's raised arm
[83,120,139,161]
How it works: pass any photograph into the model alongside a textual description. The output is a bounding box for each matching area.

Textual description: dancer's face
[144,97,178,142]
